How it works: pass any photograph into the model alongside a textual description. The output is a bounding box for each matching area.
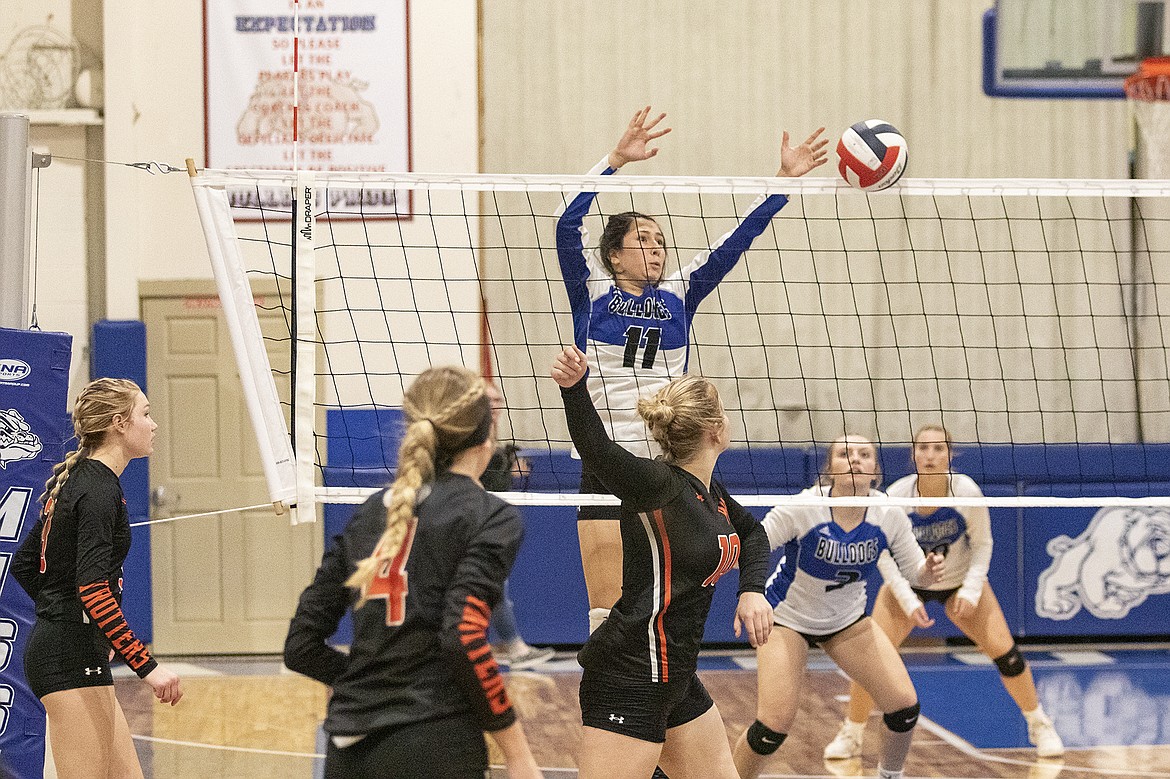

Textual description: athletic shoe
[1028,713,1065,758]
[498,644,555,670]
[823,719,865,760]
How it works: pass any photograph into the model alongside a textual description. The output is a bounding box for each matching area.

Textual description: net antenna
[1126,56,1170,178]
[189,168,1170,516]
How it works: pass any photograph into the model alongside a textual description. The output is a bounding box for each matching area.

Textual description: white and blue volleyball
[837,120,908,191]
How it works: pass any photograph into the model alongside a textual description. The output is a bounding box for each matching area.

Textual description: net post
[0,113,32,329]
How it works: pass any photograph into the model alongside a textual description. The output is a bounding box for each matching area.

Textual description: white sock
[588,608,610,634]
[877,766,904,779]
[1023,705,1048,723]
[842,718,865,733]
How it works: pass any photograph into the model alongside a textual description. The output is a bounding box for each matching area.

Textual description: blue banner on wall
[0,327,73,778]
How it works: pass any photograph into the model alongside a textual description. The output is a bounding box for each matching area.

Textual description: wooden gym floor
[117,647,1170,779]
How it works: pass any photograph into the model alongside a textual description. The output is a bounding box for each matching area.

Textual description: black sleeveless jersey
[284,472,524,736]
[561,379,770,682]
[12,458,156,678]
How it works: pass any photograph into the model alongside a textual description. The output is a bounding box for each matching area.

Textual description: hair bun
[637,396,675,427]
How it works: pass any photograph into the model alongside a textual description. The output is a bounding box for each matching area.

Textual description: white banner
[204,0,410,216]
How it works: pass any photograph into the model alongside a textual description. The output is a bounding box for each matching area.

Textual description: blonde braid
[346,368,488,603]
[39,446,88,513]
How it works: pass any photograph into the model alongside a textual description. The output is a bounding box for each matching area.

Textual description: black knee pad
[994,644,1026,678]
[883,702,920,733]
[745,720,787,755]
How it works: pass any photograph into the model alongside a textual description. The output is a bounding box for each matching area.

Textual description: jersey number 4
[623,325,662,369]
[365,519,418,626]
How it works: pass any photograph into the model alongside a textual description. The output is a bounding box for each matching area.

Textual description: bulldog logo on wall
[0,408,43,469]
[1036,507,1170,620]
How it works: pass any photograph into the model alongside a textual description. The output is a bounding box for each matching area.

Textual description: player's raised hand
[777,126,829,177]
[551,345,588,388]
[608,106,672,170]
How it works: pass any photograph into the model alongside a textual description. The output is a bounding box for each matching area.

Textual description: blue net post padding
[0,327,72,778]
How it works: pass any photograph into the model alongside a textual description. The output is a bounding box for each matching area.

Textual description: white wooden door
[143,285,318,653]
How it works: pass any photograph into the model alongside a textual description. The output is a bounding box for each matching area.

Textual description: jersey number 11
[623,325,662,369]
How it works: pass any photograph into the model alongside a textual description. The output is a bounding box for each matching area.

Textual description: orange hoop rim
[1125,56,1170,101]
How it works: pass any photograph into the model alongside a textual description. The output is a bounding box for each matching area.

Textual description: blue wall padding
[1021,481,1170,637]
[325,408,404,476]
[0,327,72,778]
[322,405,1170,646]
[90,319,151,644]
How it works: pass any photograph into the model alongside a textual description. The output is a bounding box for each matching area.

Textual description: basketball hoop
[1125,57,1170,179]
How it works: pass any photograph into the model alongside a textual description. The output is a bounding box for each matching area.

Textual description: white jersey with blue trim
[760,485,925,634]
[555,157,790,457]
[884,473,992,608]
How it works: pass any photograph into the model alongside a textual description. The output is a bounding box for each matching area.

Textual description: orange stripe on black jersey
[652,509,672,682]
[78,580,156,676]
[458,594,512,716]
[38,502,53,574]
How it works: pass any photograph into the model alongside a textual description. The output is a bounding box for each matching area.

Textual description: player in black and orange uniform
[12,378,182,779]
[550,344,774,779]
[283,366,543,779]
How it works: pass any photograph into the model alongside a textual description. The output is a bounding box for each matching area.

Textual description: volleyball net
[189,170,1170,519]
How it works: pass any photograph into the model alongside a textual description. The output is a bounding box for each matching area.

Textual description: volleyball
[836,119,908,191]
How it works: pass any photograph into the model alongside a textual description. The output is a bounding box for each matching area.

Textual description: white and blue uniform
[880,473,993,615]
[760,485,925,635]
[556,157,791,457]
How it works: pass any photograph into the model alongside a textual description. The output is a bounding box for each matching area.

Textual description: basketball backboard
[984,0,1168,97]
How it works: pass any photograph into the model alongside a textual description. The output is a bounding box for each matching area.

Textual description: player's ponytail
[637,374,724,464]
[39,378,141,513]
[347,366,493,605]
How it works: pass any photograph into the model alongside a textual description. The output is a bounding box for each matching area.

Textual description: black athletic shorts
[578,468,621,522]
[912,585,961,604]
[23,619,113,699]
[324,714,488,779]
[795,614,868,649]
[579,669,714,743]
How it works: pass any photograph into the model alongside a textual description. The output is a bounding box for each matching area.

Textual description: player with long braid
[283,366,542,779]
[823,425,1063,761]
[733,435,944,779]
[13,378,183,779]
[557,106,828,636]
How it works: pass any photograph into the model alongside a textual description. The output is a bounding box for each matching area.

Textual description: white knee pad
[588,608,611,634]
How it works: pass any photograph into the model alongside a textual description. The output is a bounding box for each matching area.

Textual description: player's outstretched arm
[776,127,829,177]
[608,105,672,170]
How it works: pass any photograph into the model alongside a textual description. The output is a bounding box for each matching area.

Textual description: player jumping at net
[822,425,1064,762]
[556,105,829,638]
[550,344,774,779]
[12,378,183,779]
[732,435,945,779]
[283,366,543,779]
